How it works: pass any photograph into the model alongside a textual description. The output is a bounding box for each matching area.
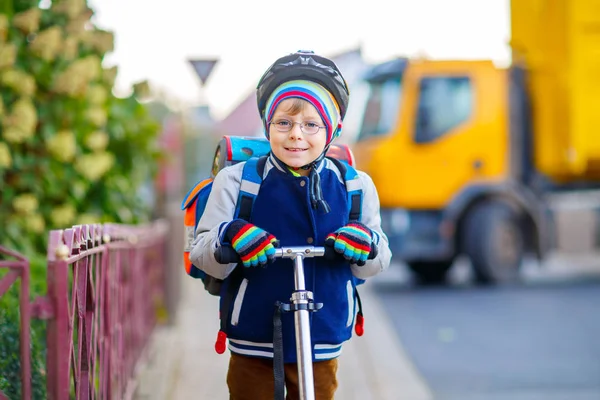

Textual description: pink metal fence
[42,220,169,400]
[1,220,169,400]
[0,246,32,400]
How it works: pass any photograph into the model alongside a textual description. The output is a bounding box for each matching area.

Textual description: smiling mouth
[285,147,308,152]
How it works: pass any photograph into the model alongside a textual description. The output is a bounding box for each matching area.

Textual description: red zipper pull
[355,313,364,336]
[215,330,227,354]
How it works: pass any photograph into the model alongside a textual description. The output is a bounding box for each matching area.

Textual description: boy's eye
[276,120,292,127]
[304,122,319,129]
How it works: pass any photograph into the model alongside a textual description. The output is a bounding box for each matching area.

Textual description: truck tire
[407,261,453,284]
[462,201,524,284]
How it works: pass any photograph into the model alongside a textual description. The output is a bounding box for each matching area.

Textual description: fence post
[19,258,31,400]
[45,230,71,400]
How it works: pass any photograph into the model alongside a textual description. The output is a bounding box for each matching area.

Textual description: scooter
[215,245,329,400]
[273,246,325,400]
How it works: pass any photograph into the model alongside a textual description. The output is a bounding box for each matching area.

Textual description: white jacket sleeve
[189,163,244,280]
[350,171,392,280]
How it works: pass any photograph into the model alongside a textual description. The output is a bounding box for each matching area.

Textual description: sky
[87,0,511,120]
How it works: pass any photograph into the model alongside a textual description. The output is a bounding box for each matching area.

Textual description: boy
[190,50,391,400]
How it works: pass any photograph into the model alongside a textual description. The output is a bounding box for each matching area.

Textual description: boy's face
[268,98,327,173]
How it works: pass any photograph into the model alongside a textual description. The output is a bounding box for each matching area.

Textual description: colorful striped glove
[225,219,279,268]
[325,222,374,266]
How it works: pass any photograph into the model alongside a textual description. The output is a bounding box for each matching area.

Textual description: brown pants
[227,353,338,400]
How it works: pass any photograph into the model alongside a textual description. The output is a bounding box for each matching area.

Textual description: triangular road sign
[188,59,219,85]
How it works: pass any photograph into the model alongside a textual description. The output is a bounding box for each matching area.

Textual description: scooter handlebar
[214,245,340,264]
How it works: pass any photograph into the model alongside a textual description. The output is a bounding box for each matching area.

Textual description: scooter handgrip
[323,246,340,261]
[214,245,241,264]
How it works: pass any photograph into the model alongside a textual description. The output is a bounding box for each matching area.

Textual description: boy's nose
[289,124,303,139]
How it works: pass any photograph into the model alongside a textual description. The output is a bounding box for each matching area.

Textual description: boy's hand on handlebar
[324,222,375,266]
[224,219,279,267]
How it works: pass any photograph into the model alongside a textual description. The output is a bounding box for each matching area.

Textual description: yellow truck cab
[352,0,600,284]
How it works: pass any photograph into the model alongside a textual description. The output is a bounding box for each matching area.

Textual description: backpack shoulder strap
[328,157,363,222]
[220,156,268,338]
[326,157,368,335]
[234,155,268,221]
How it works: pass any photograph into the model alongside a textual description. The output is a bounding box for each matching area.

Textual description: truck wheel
[462,201,524,284]
[407,261,453,284]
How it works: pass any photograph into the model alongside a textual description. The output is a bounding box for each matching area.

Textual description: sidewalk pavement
[134,270,433,400]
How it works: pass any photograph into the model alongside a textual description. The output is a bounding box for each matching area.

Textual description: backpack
[181,135,363,296]
[181,136,271,295]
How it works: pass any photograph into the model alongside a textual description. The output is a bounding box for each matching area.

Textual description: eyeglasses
[269,119,325,135]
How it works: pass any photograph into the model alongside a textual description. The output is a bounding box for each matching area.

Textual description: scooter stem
[275,246,325,400]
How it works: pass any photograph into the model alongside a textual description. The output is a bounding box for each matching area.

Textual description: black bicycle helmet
[256,50,350,120]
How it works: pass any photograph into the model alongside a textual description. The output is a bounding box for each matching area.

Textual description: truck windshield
[415,76,473,143]
[356,77,402,141]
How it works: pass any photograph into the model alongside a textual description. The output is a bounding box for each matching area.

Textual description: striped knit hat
[263,80,342,146]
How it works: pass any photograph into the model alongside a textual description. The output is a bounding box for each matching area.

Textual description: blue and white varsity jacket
[190,156,391,363]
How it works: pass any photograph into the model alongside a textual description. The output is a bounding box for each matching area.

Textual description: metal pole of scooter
[291,251,315,400]
[277,246,325,400]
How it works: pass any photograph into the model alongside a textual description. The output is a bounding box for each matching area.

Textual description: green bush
[0,0,162,252]
[0,0,164,397]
